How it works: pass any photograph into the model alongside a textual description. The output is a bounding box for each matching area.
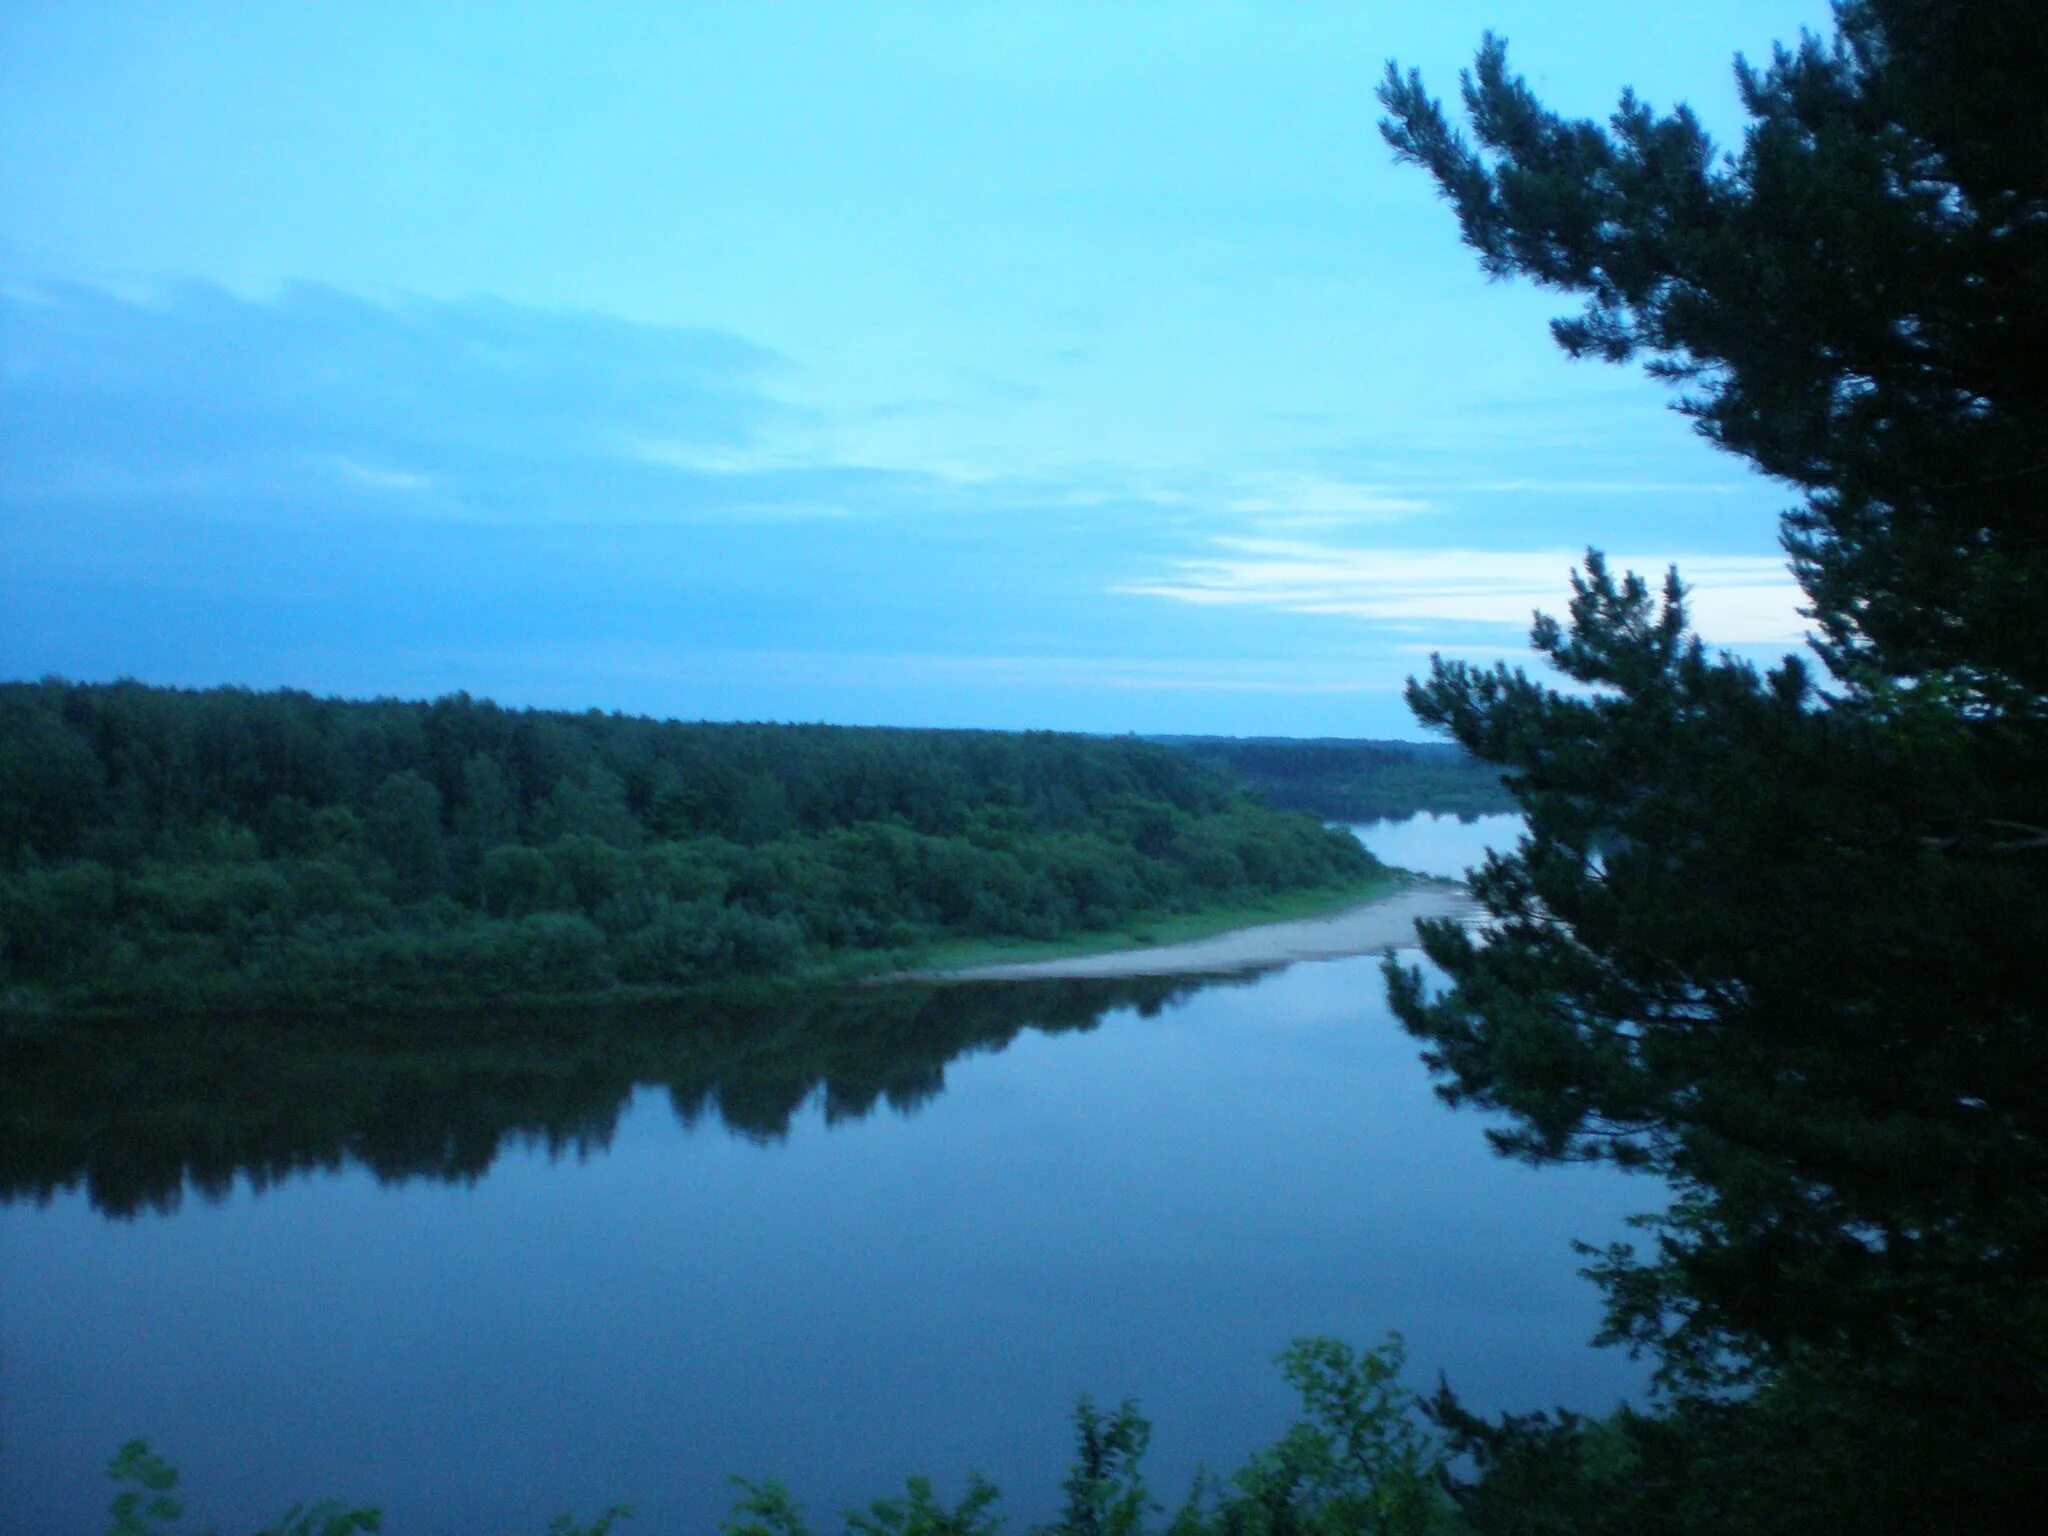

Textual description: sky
[0,1,1837,737]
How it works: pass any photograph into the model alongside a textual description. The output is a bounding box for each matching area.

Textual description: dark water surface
[3,816,1643,1535]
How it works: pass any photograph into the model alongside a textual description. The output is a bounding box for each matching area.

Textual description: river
[1347,810,1524,882]
[1,811,1646,1534]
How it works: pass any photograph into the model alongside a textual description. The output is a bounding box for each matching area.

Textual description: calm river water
[1,812,1646,1535]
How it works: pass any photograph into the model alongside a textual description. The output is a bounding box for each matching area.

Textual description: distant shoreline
[899,880,1480,982]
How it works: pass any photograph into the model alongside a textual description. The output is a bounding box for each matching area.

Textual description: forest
[0,679,1378,1013]
[1157,737,1512,821]
[15,2,2047,1531]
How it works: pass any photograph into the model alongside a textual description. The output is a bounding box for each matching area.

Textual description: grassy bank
[1,871,1412,1021]
[880,868,1408,977]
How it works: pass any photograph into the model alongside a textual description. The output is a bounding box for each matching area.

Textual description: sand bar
[912,882,1483,982]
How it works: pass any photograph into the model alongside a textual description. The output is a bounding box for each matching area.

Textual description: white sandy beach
[917,882,1483,981]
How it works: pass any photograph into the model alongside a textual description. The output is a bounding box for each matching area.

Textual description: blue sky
[1,1,1834,736]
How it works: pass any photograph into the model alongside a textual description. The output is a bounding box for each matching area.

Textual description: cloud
[401,643,1398,709]
[1225,473,1433,527]
[1428,477,1750,497]
[0,275,1800,738]
[1117,538,1809,646]
[0,277,828,524]
[833,651,1387,695]
[333,458,436,493]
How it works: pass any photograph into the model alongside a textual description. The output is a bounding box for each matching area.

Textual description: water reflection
[5,817,1521,1223]
[1350,811,1524,881]
[2,953,1650,1536]
[0,975,1240,1219]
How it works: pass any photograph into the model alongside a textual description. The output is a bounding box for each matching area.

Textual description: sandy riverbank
[909,881,1483,982]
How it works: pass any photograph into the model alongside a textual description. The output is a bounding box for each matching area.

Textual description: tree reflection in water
[0,974,1253,1218]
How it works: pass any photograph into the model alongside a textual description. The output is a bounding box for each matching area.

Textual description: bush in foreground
[105,1337,1464,1536]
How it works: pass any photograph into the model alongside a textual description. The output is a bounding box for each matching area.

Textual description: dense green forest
[0,679,1377,1013]
[31,2,2048,1529]
[1156,737,1513,820]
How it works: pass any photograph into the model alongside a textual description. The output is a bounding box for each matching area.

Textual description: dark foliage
[1156,738,1513,821]
[0,681,1376,1012]
[1379,2,2047,1530]
[108,1335,1452,1536]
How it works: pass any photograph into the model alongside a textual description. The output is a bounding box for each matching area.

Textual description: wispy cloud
[333,458,436,493]
[424,643,1394,701]
[1225,473,1432,527]
[1429,477,1750,497]
[0,278,802,523]
[1118,538,1808,646]
[0,276,1800,736]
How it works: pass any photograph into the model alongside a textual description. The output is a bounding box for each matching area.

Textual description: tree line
[0,680,1377,1012]
[1156,737,1514,821]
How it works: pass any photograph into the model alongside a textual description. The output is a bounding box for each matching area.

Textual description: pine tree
[1376,4,2047,1527]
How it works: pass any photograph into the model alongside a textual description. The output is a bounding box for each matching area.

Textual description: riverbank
[1,874,1419,1020]
[897,876,1479,981]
